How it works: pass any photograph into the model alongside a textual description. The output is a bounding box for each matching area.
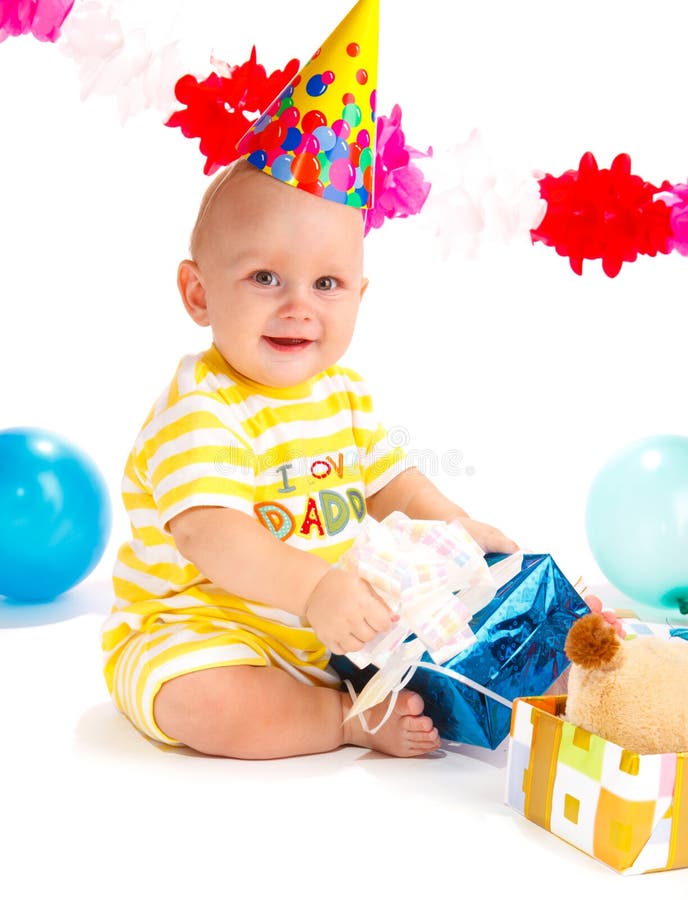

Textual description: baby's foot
[341,689,441,757]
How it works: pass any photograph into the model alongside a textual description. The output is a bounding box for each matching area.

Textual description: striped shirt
[102,343,410,689]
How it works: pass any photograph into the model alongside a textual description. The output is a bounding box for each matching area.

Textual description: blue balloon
[0,428,112,602]
[585,434,688,619]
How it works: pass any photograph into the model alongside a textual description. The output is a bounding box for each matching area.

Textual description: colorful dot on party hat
[238,0,379,209]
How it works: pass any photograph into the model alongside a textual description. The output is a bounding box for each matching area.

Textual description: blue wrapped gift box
[330,553,591,749]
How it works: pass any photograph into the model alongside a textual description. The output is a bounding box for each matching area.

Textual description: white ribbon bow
[336,512,522,731]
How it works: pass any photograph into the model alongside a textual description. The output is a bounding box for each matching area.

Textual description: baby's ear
[178,259,210,327]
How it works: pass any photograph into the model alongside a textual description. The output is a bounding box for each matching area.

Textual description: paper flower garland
[364,103,432,235]
[59,1,183,122]
[165,48,301,176]
[9,0,688,271]
[532,152,673,277]
[655,183,688,257]
[0,0,74,43]
[422,129,547,259]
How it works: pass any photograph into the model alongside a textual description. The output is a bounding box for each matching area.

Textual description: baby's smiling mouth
[263,336,314,350]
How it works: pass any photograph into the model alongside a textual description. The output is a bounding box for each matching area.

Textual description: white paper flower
[60,1,183,122]
[423,129,547,259]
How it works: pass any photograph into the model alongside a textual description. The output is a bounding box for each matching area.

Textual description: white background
[1,3,688,896]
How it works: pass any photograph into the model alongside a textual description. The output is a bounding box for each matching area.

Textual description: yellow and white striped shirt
[102,343,409,690]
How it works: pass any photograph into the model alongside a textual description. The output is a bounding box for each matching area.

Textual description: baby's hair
[189,159,257,261]
[188,157,368,261]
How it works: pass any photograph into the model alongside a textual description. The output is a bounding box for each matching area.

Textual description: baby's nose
[278,287,315,319]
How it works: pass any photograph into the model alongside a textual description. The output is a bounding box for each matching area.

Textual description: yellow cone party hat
[236,0,379,208]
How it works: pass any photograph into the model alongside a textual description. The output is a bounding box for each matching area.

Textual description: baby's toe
[407,714,434,733]
[395,691,425,717]
[407,729,440,754]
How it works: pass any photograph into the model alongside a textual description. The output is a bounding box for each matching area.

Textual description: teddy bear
[564,612,688,755]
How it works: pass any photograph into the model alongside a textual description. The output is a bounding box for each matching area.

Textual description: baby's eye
[252,270,279,286]
[314,276,339,291]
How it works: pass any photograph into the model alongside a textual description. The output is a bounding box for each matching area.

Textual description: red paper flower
[531,152,673,277]
[166,48,300,175]
[365,104,432,234]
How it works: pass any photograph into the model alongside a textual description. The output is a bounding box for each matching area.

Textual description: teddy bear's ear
[565,613,621,669]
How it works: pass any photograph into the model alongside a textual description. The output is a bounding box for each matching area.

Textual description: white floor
[1,579,686,899]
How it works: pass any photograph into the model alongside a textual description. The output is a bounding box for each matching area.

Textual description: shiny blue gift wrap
[330,553,591,749]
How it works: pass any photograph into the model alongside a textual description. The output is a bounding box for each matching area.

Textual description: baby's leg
[153,666,440,759]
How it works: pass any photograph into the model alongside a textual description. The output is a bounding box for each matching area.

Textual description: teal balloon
[585,435,688,618]
[0,428,112,602]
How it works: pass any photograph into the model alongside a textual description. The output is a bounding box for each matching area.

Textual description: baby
[102,159,518,759]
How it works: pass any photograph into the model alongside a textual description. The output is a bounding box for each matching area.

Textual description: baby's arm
[366,467,518,554]
[169,507,397,655]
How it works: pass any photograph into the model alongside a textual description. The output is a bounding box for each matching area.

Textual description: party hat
[236,0,379,209]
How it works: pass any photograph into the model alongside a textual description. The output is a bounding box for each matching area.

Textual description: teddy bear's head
[564,613,688,755]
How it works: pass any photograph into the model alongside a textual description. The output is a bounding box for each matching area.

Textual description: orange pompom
[565,613,620,669]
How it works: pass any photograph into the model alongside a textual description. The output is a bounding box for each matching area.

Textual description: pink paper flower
[365,104,432,235]
[655,183,688,256]
[0,0,74,42]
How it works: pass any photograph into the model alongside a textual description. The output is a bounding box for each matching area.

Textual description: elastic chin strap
[343,665,512,737]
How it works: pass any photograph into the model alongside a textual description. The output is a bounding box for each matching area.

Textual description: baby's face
[185,165,368,388]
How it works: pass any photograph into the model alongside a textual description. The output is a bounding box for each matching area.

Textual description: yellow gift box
[505,696,688,874]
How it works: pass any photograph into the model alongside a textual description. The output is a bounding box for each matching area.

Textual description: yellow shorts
[109,620,341,745]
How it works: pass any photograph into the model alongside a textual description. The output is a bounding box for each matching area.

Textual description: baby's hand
[452,516,519,555]
[304,567,398,655]
[584,593,627,638]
